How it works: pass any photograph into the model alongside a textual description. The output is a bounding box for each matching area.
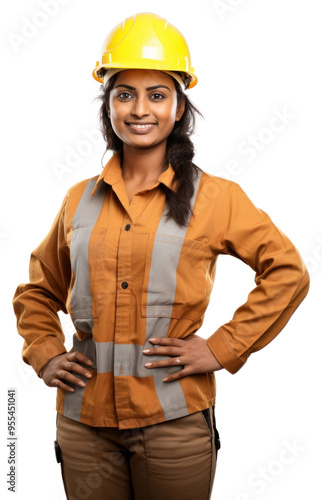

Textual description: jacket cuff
[22,337,67,376]
[207,327,245,374]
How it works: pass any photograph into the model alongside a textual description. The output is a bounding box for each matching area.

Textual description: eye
[118,92,133,100]
[150,93,165,100]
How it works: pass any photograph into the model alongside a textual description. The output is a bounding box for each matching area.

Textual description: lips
[125,122,157,133]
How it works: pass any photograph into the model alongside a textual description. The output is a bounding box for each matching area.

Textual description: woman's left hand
[143,335,223,382]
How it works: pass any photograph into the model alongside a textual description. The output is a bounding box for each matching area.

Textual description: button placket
[114,215,133,415]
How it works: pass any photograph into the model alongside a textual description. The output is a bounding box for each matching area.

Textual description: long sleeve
[12,195,71,375]
[207,182,310,374]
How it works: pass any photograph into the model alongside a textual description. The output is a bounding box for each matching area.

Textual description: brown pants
[56,408,218,500]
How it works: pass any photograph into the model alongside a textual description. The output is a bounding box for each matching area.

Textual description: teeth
[129,124,154,128]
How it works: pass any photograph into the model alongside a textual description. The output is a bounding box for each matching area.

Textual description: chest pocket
[67,225,120,321]
[67,227,106,328]
[141,232,208,320]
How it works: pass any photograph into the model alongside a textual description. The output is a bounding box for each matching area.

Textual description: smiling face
[108,69,185,151]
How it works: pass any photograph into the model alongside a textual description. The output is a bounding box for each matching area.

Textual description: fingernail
[163,378,169,382]
[143,349,150,353]
[85,372,92,378]
[87,360,93,365]
[79,381,85,387]
[149,338,157,342]
[145,363,152,367]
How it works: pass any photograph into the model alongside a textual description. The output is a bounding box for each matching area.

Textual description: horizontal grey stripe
[72,334,114,374]
[96,341,114,374]
[114,341,183,378]
[64,333,186,421]
[70,334,183,379]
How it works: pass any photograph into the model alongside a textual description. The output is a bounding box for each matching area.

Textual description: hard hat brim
[92,63,197,89]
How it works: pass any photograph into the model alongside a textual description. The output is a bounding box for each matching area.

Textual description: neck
[121,142,168,183]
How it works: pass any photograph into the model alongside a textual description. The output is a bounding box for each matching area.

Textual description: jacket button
[121,282,128,289]
[125,224,131,231]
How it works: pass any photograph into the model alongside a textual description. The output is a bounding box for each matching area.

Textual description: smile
[126,123,157,132]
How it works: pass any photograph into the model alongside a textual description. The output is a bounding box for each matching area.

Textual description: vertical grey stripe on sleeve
[145,169,202,420]
[64,179,106,421]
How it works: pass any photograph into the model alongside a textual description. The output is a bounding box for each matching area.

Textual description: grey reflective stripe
[114,342,158,377]
[144,169,202,420]
[145,233,185,315]
[63,381,86,422]
[96,341,114,373]
[65,335,114,374]
[70,179,106,333]
[64,179,106,421]
[64,170,203,423]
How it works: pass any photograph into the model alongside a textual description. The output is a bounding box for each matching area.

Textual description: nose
[131,96,150,118]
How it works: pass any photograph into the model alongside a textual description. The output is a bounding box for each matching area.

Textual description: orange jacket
[13,152,309,428]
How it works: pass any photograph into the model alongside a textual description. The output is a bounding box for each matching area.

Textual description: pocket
[141,233,208,320]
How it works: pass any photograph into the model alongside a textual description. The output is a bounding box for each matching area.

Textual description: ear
[175,98,186,122]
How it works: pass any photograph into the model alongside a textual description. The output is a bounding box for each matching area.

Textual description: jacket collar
[91,150,177,197]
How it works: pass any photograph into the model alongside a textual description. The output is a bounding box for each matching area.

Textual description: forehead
[113,69,175,89]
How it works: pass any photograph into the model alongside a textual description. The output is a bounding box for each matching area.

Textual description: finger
[62,361,92,379]
[149,337,185,347]
[143,346,182,356]
[145,358,185,369]
[162,368,190,383]
[50,378,76,393]
[57,369,88,388]
[67,351,93,366]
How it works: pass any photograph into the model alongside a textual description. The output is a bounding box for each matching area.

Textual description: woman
[13,12,309,500]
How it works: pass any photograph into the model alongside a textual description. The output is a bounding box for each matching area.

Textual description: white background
[1,0,321,498]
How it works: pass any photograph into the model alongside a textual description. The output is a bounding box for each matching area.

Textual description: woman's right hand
[38,351,93,392]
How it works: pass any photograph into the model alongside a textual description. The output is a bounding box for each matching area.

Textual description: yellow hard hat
[92,12,197,89]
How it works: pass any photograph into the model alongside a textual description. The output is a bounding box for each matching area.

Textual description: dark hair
[94,72,203,226]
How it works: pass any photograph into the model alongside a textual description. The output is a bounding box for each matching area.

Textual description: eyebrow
[114,84,171,91]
